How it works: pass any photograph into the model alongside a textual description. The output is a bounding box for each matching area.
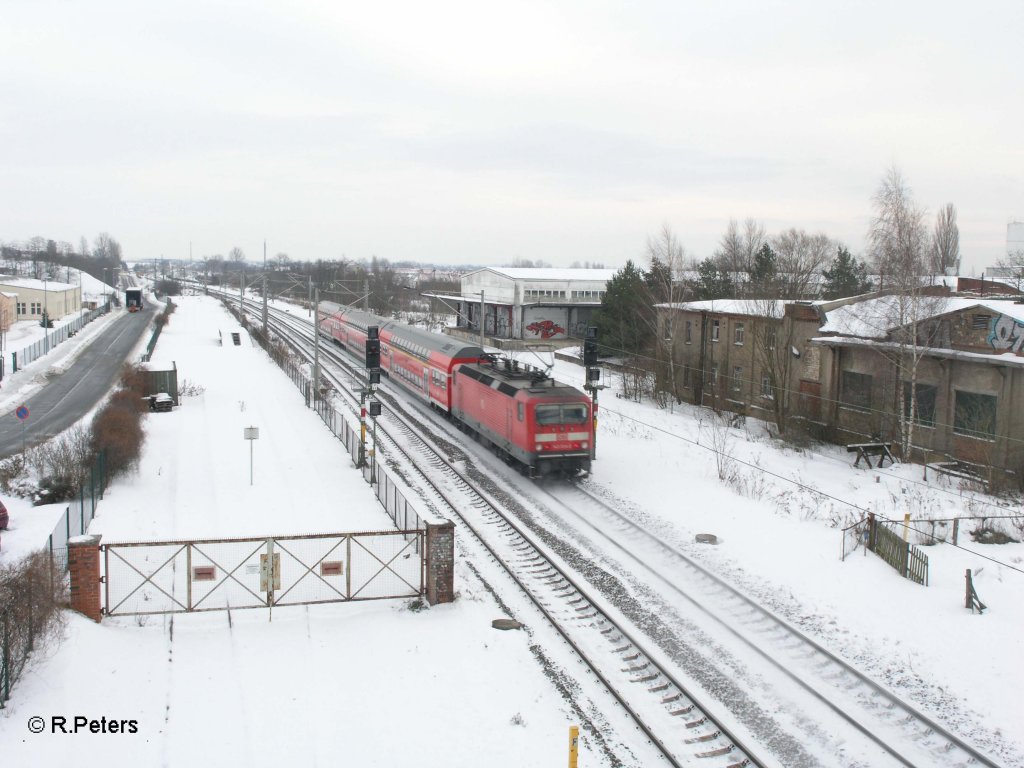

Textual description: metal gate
[103,530,424,616]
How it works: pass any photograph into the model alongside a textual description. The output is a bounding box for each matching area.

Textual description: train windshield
[535,404,589,426]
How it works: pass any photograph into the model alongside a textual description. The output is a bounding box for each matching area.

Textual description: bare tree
[93,232,122,262]
[866,166,946,457]
[929,203,961,275]
[995,247,1024,291]
[228,246,246,263]
[771,228,834,298]
[868,166,927,287]
[715,218,765,294]
[646,224,688,407]
[750,298,794,435]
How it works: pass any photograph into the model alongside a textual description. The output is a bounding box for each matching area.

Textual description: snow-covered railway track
[367,407,764,768]
[231,299,764,764]
[541,481,1005,768]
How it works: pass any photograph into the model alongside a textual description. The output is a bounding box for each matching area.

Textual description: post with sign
[368,399,381,484]
[16,404,29,455]
[244,426,259,485]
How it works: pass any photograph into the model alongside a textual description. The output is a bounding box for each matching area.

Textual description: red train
[321,305,593,477]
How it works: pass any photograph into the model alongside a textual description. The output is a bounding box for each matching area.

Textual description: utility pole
[479,290,485,348]
[240,268,245,314]
[363,278,369,311]
[313,288,320,398]
[262,274,268,335]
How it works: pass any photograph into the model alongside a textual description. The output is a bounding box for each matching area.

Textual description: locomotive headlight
[582,442,589,449]
[535,444,542,451]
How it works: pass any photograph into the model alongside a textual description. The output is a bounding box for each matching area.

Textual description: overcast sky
[1,1,1021,274]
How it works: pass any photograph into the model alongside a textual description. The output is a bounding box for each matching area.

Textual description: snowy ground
[1,292,1022,767]
[0,295,581,767]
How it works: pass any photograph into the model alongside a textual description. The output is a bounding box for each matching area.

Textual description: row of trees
[1,232,124,285]
[195,252,459,320]
[594,167,964,450]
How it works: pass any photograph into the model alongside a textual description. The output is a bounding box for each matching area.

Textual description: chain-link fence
[141,298,175,362]
[46,452,107,573]
[280,357,428,542]
[10,302,111,374]
[0,552,65,708]
[0,451,105,708]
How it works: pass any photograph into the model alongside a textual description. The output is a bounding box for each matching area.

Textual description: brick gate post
[425,520,455,605]
[68,535,103,623]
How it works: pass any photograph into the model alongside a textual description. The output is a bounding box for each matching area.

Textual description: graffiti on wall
[526,319,566,340]
[988,314,1024,354]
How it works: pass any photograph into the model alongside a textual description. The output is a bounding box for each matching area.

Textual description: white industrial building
[431,267,616,345]
[0,277,82,322]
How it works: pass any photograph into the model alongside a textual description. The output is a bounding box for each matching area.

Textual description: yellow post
[903,512,910,542]
[568,725,579,768]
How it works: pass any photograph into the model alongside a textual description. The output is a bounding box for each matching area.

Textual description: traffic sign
[15,405,29,421]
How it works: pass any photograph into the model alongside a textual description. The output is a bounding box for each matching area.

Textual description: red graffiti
[526,320,565,339]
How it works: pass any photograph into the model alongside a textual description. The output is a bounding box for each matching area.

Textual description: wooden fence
[867,513,929,585]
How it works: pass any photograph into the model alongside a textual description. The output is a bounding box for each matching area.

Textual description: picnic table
[847,442,896,469]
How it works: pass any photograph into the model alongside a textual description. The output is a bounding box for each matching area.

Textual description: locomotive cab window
[517,402,524,421]
[562,404,588,424]
[535,404,588,425]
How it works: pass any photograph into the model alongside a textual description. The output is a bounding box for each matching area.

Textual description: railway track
[225,294,765,766]
[223,293,1009,767]
[537,481,1006,768]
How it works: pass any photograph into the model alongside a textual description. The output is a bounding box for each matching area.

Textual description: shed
[142,360,179,405]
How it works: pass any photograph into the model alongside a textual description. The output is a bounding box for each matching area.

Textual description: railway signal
[582,327,604,461]
[366,325,381,370]
[359,327,381,473]
[583,327,598,366]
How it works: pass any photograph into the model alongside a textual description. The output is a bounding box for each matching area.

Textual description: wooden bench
[847,442,895,469]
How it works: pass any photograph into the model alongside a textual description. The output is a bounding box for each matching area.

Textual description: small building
[0,293,16,334]
[658,290,1024,479]
[430,267,616,346]
[0,277,82,323]
[142,360,179,406]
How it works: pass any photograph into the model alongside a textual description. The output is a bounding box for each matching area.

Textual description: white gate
[103,530,424,616]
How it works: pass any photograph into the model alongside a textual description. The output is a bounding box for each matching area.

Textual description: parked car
[0,499,8,530]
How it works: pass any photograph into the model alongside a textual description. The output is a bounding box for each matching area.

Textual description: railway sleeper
[660,692,682,704]
[575,611,598,619]
[621,662,650,673]
[668,705,694,717]
[685,717,708,729]
[696,744,734,759]
[685,729,722,745]
[612,645,632,653]
[630,673,659,684]
[648,682,670,694]
[621,652,641,661]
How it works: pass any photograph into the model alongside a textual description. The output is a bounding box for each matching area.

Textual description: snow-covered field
[1,293,1022,767]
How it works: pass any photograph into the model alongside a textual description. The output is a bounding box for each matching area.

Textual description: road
[0,304,157,457]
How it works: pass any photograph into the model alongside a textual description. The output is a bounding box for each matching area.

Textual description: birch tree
[645,224,688,405]
[866,166,947,457]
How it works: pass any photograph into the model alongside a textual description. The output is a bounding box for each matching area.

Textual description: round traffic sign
[15,405,29,421]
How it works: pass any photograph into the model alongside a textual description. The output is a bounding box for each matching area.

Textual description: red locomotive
[321,305,593,477]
